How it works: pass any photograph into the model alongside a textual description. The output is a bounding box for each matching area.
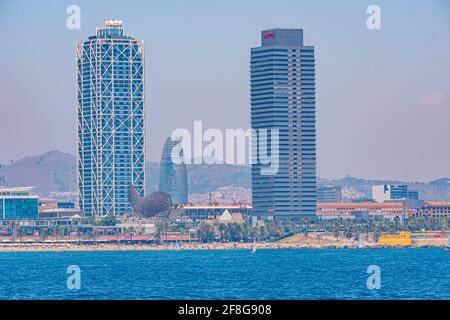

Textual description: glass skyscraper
[250,29,317,218]
[77,21,145,216]
[0,187,38,220]
[159,137,188,205]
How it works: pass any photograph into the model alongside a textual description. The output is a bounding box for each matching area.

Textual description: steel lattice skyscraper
[250,29,317,218]
[77,21,145,216]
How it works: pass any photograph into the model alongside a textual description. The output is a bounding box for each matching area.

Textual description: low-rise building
[181,204,252,221]
[372,184,419,202]
[116,218,156,235]
[39,208,83,219]
[378,231,412,246]
[317,186,342,203]
[414,202,450,218]
[0,187,38,219]
[317,202,409,221]
[201,209,246,225]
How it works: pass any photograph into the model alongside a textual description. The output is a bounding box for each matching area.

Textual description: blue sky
[0,0,449,181]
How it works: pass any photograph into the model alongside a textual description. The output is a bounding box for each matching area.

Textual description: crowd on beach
[0,240,416,252]
[0,243,364,252]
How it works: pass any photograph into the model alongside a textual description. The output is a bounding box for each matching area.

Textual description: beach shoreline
[0,241,445,252]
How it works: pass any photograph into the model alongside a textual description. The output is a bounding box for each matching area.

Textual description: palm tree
[155,220,169,244]
[330,220,340,241]
[302,217,310,237]
[198,223,216,243]
[75,226,81,242]
[316,233,322,244]
[249,227,259,242]
[394,216,400,232]
[241,223,250,242]
[259,225,268,241]
[91,228,98,242]
[54,225,63,242]
[17,225,24,242]
[39,227,48,242]
[218,224,227,242]
[373,223,383,242]
[9,221,17,241]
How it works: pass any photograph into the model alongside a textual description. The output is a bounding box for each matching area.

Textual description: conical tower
[159,137,188,205]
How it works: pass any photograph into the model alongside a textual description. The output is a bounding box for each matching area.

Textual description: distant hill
[0,151,251,196]
[147,156,251,193]
[0,150,76,195]
[1,151,449,201]
[146,162,250,194]
[187,163,250,194]
[319,175,450,201]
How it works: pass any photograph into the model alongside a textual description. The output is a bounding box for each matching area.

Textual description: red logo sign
[263,32,275,39]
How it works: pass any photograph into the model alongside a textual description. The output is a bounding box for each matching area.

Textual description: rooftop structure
[181,204,252,221]
[0,187,34,197]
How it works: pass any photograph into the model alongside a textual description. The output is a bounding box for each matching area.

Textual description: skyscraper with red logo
[250,29,317,218]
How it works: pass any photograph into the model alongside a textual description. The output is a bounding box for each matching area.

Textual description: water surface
[0,248,448,299]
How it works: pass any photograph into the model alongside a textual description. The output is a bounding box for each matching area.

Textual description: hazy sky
[0,0,449,181]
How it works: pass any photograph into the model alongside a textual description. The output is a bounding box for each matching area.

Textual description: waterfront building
[39,208,83,219]
[317,186,342,203]
[77,20,146,216]
[181,204,252,221]
[378,232,412,246]
[414,202,450,218]
[159,137,188,205]
[317,202,409,221]
[0,187,38,219]
[212,210,245,224]
[250,29,317,219]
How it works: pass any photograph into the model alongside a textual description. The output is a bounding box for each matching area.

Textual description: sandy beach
[0,243,367,252]
[0,233,446,252]
[0,241,443,252]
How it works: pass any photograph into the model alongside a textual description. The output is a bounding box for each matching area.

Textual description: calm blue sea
[0,248,448,300]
